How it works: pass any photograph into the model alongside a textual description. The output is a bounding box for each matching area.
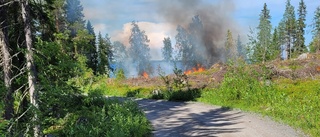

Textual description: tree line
[0,0,124,136]
[245,0,320,63]
[1,0,320,136]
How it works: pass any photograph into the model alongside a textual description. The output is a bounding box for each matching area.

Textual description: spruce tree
[225,29,236,61]
[86,21,98,74]
[310,6,320,52]
[270,28,281,59]
[255,3,272,63]
[65,0,85,37]
[294,0,307,55]
[97,32,112,76]
[279,0,296,59]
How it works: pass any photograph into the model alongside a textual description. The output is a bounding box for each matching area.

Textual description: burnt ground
[118,53,320,89]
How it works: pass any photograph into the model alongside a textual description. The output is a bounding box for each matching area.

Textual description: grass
[198,65,320,137]
[44,91,152,137]
[92,62,320,136]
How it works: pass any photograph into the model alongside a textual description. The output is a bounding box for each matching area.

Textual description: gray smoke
[157,0,240,65]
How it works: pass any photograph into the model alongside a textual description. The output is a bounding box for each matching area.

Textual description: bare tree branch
[7,106,31,133]
[13,83,28,94]
[0,0,18,8]
[10,67,26,83]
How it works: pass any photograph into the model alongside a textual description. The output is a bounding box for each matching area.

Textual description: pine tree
[128,21,152,75]
[255,3,272,63]
[310,6,320,52]
[279,0,296,59]
[294,0,307,55]
[162,37,173,62]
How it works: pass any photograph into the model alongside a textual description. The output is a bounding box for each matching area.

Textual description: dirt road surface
[136,99,306,137]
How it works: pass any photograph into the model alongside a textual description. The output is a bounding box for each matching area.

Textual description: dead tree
[20,0,40,136]
[0,0,14,120]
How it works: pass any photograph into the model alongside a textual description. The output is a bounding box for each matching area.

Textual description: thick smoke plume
[157,0,240,66]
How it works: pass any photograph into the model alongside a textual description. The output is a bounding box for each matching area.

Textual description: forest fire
[184,64,205,75]
[142,72,149,79]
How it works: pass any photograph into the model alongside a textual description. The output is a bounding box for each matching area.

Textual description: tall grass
[43,91,152,137]
[199,64,320,136]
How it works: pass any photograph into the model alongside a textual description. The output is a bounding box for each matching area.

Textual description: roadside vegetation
[93,55,320,137]
[1,0,320,136]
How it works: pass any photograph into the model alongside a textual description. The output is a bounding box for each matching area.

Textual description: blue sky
[80,0,319,60]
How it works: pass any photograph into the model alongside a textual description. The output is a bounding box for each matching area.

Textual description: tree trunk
[20,0,40,136]
[0,0,14,120]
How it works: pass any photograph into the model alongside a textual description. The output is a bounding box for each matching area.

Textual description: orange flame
[317,66,320,72]
[184,64,205,75]
[142,72,149,79]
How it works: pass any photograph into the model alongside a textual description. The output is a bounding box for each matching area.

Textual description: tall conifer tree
[295,0,307,55]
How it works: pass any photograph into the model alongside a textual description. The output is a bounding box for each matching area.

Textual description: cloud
[111,22,176,60]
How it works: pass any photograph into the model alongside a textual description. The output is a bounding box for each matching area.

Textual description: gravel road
[135,99,306,137]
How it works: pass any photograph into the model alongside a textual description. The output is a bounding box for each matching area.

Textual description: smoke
[156,0,241,65]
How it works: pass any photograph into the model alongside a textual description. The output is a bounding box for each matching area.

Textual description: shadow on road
[136,99,243,137]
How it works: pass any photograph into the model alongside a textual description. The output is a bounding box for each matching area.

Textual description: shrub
[43,91,151,137]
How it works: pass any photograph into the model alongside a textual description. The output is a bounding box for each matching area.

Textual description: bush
[44,92,151,137]
[199,63,320,136]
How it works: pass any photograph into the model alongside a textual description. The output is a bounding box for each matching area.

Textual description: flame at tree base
[142,72,149,79]
[184,64,205,75]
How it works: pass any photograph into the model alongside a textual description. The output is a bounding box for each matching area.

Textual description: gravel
[136,99,307,137]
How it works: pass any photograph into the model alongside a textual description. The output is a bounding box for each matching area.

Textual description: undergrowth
[44,90,151,137]
[198,63,320,137]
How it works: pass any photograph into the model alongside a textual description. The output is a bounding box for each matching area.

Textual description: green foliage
[279,0,297,59]
[225,29,236,61]
[294,0,307,55]
[172,66,190,91]
[68,55,95,92]
[164,89,201,101]
[97,32,113,76]
[310,6,320,53]
[152,66,201,101]
[85,21,98,74]
[115,69,126,81]
[65,0,85,37]
[0,82,9,136]
[199,63,320,136]
[252,3,274,63]
[309,38,320,53]
[44,92,151,137]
